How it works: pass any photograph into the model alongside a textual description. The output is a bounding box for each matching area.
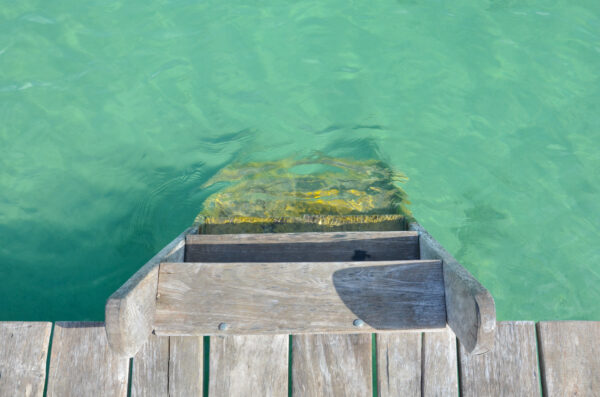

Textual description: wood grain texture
[459,321,539,397]
[376,329,457,397]
[293,334,372,397]
[210,335,288,397]
[185,231,419,262]
[376,333,421,397]
[422,328,458,397]
[537,321,600,397]
[169,336,203,397]
[47,322,130,397]
[409,222,496,354]
[131,333,169,397]
[0,322,52,397]
[105,226,196,357]
[155,260,446,335]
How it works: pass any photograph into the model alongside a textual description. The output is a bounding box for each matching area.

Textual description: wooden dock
[1,320,599,396]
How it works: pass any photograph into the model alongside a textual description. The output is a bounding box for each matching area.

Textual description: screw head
[218,322,229,331]
[353,319,365,327]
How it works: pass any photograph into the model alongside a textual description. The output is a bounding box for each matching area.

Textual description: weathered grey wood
[155,260,446,335]
[0,322,52,397]
[422,328,458,396]
[376,328,458,397]
[376,333,421,396]
[210,335,287,397]
[185,231,419,262]
[47,322,130,397]
[169,336,203,397]
[459,321,539,397]
[105,226,196,357]
[131,333,169,397]
[537,321,600,396]
[409,222,495,354]
[293,334,372,396]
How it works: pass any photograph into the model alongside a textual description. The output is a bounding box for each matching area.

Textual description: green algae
[196,155,412,222]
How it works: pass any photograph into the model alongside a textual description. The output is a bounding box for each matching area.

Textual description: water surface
[1,0,599,320]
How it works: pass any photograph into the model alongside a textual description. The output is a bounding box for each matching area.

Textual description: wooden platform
[1,321,599,396]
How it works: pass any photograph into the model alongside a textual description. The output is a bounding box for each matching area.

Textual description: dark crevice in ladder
[203,336,210,397]
[42,321,55,397]
[372,333,378,397]
[127,357,133,397]
[535,323,547,397]
[288,335,293,397]
[456,337,463,397]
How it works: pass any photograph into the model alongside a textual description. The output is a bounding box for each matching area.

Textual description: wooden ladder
[105,219,496,358]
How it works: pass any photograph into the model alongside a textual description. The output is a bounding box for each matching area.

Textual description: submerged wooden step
[185,230,419,262]
[154,259,446,335]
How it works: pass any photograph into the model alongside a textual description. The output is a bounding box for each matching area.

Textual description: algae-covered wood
[459,321,539,397]
[154,260,446,335]
[47,322,129,397]
[210,335,288,397]
[537,321,600,396]
[105,226,195,358]
[185,230,419,262]
[199,214,407,234]
[410,222,496,354]
[0,322,52,397]
[293,334,372,397]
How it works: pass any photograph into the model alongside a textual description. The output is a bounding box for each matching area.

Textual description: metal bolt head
[218,322,229,331]
[353,319,365,327]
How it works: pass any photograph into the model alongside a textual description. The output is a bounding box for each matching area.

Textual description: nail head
[218,322,229,331]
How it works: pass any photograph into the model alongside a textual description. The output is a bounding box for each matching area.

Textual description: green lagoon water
[1,0,599,321]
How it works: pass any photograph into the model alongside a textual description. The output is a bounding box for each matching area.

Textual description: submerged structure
[195,155,413,232]
[198,155,411,219]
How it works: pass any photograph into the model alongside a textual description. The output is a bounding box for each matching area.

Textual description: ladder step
[185,231,419,262]
[154,259,445,336]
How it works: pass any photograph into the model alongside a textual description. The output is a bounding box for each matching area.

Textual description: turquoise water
[1,0,599,321]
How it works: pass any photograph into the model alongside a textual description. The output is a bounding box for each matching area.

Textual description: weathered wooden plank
[422,328,458,396]
[293,334,372,396]
[185,231,419,262]
[105,226,196,357]
[0,322,52,397]
[168,336,203,397]
[537,321,600,396]
[155,260,446,335]
[376,333,421,396]
[131,333,169,397]
[47,322,130,397]
[210,335,288,397]
[409,222,496,354]
[459,321,539,397]
[376,328,458,397]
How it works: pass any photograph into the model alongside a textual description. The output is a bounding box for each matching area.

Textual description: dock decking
[1,320,599,396]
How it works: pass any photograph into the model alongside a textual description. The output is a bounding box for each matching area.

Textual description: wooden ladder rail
[409,222,496,355]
